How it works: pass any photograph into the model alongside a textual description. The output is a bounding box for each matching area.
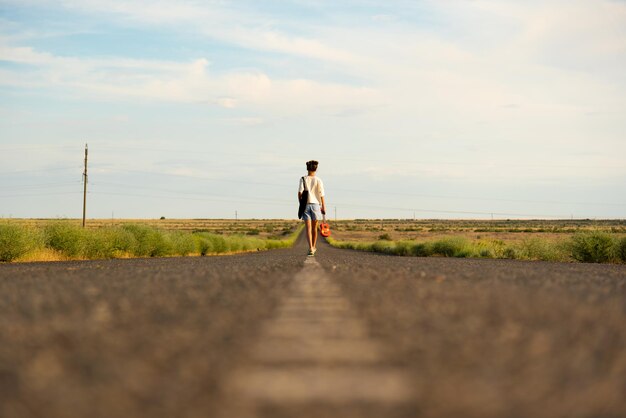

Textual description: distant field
[331,219,626,243]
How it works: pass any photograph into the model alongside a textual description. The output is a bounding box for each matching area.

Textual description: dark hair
[306,160,319,171]
[306,160,319,172]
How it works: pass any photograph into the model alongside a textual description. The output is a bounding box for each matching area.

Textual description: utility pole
[235,210,238,221]
[334,206,337,222]
[82,144,88,228]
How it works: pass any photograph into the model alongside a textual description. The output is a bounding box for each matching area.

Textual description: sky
[1,0,625,219]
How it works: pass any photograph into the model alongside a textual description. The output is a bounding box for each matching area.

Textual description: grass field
[328,219,626,263]
[5,218,300,238]
[0,219,302,263]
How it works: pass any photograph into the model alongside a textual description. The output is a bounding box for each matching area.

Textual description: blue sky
[1,0,625,219]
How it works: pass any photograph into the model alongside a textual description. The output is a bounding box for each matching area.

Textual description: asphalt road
[1,233,625,418]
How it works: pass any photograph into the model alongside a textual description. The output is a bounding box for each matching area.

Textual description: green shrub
[393,241,414,256]
[147,232,173,257]
[45,223,85,257]
[196,237,213,256]
[431,237,472,257]
[570,232,616,263]
[194,232,270,254]
[240,236,263,251]
[170,231,196,256]
[264,239,280,249]
[226,236,242,252]
[122,224,172,257]
[81,228,131,259]
[503,247,521,259]
[517,237,565,262]
[411,242,432,257]
[0,224,40,261]
[618,237,626,262]
[205,234,228,253]
[479,248,494,258]
[372,240,395,254]
[378,233,392,241]
[108,228,138,254]
[485,240,506,258]
[83,230,113,259]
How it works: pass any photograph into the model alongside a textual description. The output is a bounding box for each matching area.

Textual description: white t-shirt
[298,175,325,205]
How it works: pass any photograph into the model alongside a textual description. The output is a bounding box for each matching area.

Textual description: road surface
[1,234,625,418]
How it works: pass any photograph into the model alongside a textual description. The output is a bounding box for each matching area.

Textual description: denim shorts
[302,203,322,221]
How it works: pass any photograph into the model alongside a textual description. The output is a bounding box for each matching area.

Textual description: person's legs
[305,220,313,250]
[311,220,318,249]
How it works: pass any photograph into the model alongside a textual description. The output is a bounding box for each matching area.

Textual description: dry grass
[331,219,625,243]
[15,248,69,263]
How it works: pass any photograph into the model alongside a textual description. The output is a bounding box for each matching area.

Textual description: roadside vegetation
[0,221,303,263]
[328,231,626,263]
[325,219,626,263]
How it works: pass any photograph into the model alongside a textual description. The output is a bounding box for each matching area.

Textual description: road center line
[219,256,415,416]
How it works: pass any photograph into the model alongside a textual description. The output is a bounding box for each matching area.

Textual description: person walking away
[298,160,326,256]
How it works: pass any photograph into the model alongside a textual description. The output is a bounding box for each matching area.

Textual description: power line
[90,180,296,206]
[93,168,292,189]
[0,182,82,192]
[90,191,292,207]
[91,145,624,170]
[0,166,81,175]
[331,202,568,219]
[90,168,626,208]
[0,145,79,151]
[89,183,570,218]
[330,187,626,207]
[0,191,82,198]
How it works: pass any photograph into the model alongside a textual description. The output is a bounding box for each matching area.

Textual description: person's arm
[319,179,326,214]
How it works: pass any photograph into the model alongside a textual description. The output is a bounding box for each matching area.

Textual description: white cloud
[0,42,381,115]
[215,97,237,108]
[226,117,265,127]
